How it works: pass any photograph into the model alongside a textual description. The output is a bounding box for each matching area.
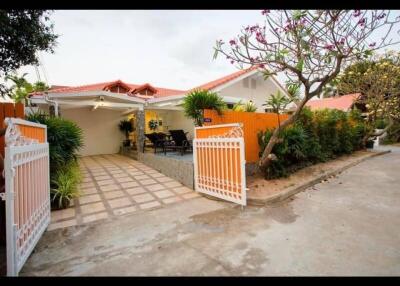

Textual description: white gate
[3,118,50,276]
[193,124,247,206]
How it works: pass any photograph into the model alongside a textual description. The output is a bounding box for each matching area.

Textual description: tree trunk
[258,95,310,170]
[362,117,394,147]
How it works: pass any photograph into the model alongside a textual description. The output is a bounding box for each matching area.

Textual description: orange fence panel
[0,103,25,157]
[203,109,289,163]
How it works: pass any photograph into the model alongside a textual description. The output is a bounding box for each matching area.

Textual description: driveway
[49,154,200,230]
[21,147,400,276]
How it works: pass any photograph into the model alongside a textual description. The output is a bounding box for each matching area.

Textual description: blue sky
[16,10,400,90]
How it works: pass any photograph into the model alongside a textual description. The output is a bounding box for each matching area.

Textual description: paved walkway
[21,146,400,276]
[49,154,200,230]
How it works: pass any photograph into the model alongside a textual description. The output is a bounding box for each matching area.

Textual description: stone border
[247,150,391,206]
[137,152,194,189]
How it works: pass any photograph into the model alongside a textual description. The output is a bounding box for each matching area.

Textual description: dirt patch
[247,150,375,201]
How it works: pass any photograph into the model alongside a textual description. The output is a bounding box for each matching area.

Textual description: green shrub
[26,112,84,209]
[382,121,400,144]
[374,118,387,129]
[258,108,367,179]
[50,161,82,209]
[26,113,84,172]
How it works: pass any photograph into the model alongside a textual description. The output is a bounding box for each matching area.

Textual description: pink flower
[230,60,235,64]
[259,64,265,69]
[369,42,376,47]
[378,13,387,20]
[353,10,361,17]
[324,44,335,51]
[358,18,366,26]
[229,39,237,46]
[261,10,270,15]
[255,32,267,44]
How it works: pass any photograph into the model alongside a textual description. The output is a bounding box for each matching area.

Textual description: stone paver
[139,201,161,210]
[132,193,156,203]
[47,154,198,231]
[78,194,102,204]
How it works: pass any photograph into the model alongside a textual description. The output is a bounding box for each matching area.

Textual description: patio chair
[144,132,170,154]
[167,129,193,156]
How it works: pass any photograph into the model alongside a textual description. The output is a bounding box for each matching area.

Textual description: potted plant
[148,119,159,131]
[119,119,134,147]
[50,162,81,210]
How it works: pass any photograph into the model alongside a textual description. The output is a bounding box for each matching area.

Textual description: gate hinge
[0,193,5,201]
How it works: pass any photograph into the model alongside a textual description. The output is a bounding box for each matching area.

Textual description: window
[251,79,257,89]
[243,78,249,88]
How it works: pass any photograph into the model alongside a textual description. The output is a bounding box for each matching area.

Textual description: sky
[16,10,400,91]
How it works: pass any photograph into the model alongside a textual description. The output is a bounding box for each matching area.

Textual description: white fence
[193,137,246,206]
[3,118,50,276]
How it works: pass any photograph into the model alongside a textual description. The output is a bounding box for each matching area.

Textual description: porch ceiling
[30,91,145,111]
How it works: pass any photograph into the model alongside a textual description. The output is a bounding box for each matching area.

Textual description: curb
[246,150,391,206]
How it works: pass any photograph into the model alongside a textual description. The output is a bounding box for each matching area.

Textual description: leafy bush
[51,161,82,209]
[119,119,134,139]
[374,118,387,129]
[258,107,367,179]
[183,89,227,126]
[26,113,84,172]
[382,121,400,144]
[232,100,257,112]
[26,112,84,209]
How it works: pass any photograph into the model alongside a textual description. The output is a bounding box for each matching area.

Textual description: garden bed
[246,149,389,205]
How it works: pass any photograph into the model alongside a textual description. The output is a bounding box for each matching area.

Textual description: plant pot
[366,140,375,149]
[50,197,70,210]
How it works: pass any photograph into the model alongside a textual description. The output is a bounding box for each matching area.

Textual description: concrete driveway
[21,147,400,276]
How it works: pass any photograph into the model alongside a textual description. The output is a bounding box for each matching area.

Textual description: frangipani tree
[337,51,400,144]
[214,10,400,171]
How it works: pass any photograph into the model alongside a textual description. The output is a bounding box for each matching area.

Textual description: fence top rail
[4,117,47,130]
[193,137,244,143]
[195,123,240,130]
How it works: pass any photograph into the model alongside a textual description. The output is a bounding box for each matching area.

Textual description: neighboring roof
[305,93,361,111]
[49,85,70,90]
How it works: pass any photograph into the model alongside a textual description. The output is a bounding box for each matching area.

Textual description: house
[305,93,362,112]
[29,66,289,157]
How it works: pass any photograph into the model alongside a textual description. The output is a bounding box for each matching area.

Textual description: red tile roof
[305,93,361,111]
[191,65,260,91]
[44,80,186,99]
[33,66,267,101]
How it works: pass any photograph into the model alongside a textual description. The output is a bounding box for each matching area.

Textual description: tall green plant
[51,161,82,209]
[26,113,84,172]
[119,119,133,140]
[232,100,258,112]
[183,89,227,126]
[5,73,49,104]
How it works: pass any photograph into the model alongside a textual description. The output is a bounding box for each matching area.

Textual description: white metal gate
[3,118,50,276]
[193,137,246,206]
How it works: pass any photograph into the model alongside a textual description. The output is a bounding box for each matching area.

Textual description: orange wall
[195,125,238,139]
[202,109,289,163]
[0,103,24,156]
[17,124,46,143]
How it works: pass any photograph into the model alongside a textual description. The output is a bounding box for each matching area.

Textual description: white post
[5,147,16,276]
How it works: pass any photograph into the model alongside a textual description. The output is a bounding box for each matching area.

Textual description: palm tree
[5,73,49,104]
[263,90,293,128]
[183,89,227,126]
